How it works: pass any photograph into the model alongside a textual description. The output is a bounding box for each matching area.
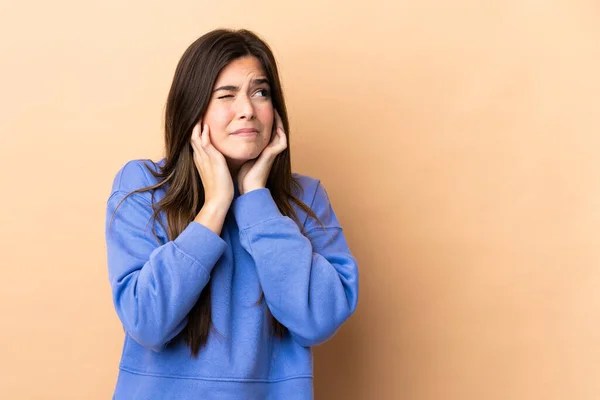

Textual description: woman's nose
[235,94,255,120]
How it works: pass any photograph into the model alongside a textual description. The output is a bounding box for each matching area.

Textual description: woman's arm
[105,162,227,351]
[233,182,359,347]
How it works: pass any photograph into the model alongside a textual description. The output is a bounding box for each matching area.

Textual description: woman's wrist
[194,201,229,235]
[239,184,264,195]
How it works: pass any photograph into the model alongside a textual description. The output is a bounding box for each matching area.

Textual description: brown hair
[111,29,321,357]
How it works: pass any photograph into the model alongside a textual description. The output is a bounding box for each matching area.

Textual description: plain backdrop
[1,0,600,399]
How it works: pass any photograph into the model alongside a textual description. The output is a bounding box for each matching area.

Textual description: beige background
[2,0,600,399]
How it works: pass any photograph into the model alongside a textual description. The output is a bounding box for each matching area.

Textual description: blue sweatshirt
[104,159,359,400]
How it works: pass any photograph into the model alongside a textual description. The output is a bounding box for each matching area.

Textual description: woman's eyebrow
[213,78,270,92]
[252,78,270,86]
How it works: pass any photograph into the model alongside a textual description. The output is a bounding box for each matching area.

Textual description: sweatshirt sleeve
[232,182,359,347]
[105,161,227,351]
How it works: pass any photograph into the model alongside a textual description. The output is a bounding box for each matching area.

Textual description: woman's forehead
[216,56,267,84]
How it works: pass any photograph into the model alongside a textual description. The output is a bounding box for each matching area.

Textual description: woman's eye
[254,89,270,98]
[217,94,234,99]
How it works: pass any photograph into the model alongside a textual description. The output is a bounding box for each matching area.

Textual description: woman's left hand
[237,110,287,194]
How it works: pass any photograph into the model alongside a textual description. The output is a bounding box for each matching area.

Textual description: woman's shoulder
[291,173,322,205]
[110,158,165,195]
[291,172,339,230]
[292,172,335,206]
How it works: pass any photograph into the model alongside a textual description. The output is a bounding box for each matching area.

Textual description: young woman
[105,28,359,399]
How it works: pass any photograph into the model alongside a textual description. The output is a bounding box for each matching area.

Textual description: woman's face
[202,56,274,170]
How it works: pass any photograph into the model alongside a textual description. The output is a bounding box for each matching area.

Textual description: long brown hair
[111,29,321,357]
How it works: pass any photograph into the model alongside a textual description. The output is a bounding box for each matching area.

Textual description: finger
[190,124,204,161]
[202,124,223,157]
[201,124,210,148]
[202,126,228,162]
[270,111,281,139]
[191,123,210,167]
[271,127,288,154]
[190,122,201,145]
[278,124,287,140]
[272,125,286,143]
[260,142,284,163]
[274,109,284,130]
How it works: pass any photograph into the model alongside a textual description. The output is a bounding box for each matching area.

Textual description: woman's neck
[227,160,242,177]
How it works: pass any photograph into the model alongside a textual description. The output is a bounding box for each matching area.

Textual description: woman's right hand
[190,122,234,221]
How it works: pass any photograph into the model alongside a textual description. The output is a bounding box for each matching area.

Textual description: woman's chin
[223,148,262,163]
[223,152,261,171]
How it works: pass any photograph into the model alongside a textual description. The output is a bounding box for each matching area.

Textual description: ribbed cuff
[233,188,282,230]
[173,221,227,272]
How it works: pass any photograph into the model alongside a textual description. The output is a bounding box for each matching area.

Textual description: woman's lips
[231,128,259,136]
